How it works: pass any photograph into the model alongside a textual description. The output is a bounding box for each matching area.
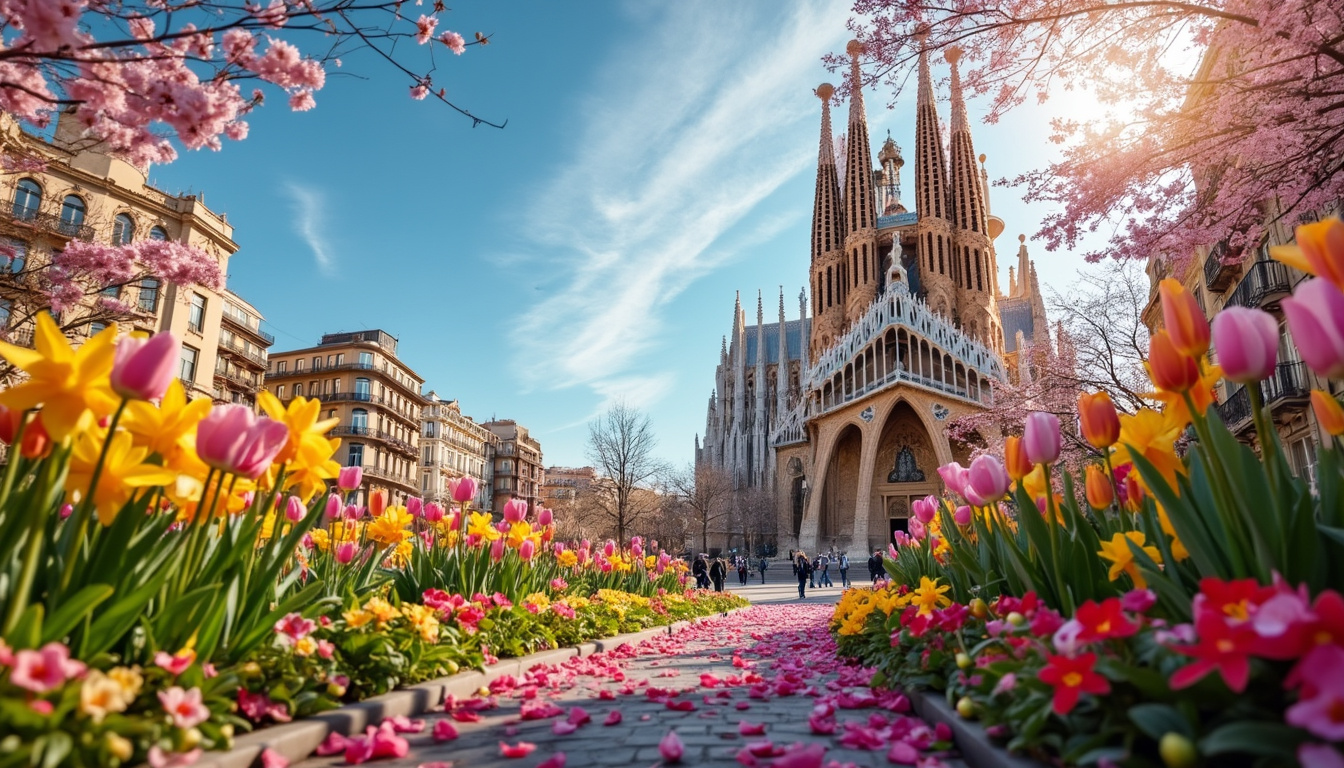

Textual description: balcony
[220,308,275,346]
[1215,362,1311,434]
[4,208,95,241]
[1203,240,1239,292]
[316,391,419,425]
[214,366,261,390]
[218,336,267,367]
[360,465,416,490]
[1226,260,1294,310]
[329,425,418,457]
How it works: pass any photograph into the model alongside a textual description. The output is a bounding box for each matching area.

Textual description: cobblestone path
[292,603,961,768]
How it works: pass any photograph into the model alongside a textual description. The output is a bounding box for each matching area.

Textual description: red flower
[1170,611,1259,692]
[1075,599,1139,642]
[1039,653,1110,715]
[1194,577,1271,623]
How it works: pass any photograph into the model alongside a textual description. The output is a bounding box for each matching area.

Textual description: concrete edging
[906,687,1044,768]
[193,611,741,768]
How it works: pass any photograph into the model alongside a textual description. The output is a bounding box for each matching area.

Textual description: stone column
[850,421,879,553]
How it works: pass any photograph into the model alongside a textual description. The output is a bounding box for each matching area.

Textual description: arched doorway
[870,401,939,552]
[818,424,862,553]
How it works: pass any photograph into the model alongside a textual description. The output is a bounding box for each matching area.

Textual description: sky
[147,0,1109,470]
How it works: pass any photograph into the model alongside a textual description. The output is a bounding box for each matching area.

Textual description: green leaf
[40,585,113,644]
[1199,721,1306,758]
[1128,703,1192,740]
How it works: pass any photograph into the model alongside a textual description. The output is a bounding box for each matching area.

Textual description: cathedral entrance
[870,401,938,552]
[818,424,862,552]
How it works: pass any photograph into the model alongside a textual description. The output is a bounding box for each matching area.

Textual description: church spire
[798,288,810,372]
[945,47,988,238]
[914,30,950,223]
[841,40,876,237]
[810,84,845,265]
[1016,234,1031,299]
[776,287,789,420]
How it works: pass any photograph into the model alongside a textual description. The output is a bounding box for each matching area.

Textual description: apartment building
[265,330,424,505]
[421,391,496,510]
[483,420,544,512]
[541,466,595,503]
[213,290,273,407]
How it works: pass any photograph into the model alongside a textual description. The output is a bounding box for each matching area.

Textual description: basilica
[696,40,1048,555]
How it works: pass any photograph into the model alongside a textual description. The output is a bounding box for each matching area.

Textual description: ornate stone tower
[913,31,957,322]
[809,83,847,358]
[841,40,880,326]
[945,47,1002,351]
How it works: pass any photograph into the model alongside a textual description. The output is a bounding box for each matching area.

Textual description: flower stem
[60,399,128,594]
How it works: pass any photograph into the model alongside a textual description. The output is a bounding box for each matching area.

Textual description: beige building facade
[420,392,496,510]
[542,466,596,503]
[483,420,544,512]
[0,112,250,401]
[214,290,273,407]
[265,330,424,505]
[1141,200,1343,488]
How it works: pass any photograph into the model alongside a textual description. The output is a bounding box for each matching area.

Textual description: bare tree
[733,486,779,558]
[1046,260,1153,414]
[668,463,735,555]
[640,487,692,556]
[584,402,665,543]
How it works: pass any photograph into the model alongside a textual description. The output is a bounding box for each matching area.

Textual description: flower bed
[831,220,1344,768]
[0,315,745,767]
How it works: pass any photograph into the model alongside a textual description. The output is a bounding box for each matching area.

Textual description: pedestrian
[692,554,709,589]
[838,551,850,588]
[709,557,727,592]
[737,557,748,586]
[794,551,812,600]
[816,553,833,587]
[758,556,769,584]
[867,550,884,583]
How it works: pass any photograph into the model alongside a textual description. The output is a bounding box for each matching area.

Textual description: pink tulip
[1213,306,1280,384]
[503,498,528,523]
[445,510,461,531]
[59,503,73,520]
[1283,278,1344,379]
[343,504,362,520]
[324,493,342,519]
[284,495,305,522]
[334,542,357,564]
[111,332,180,401]
[912,496,937,524]
[659,730,684,763]
[338,465,363,492]
[519,539,536,561]
[631,542,643,559]
[452,476,478,503]
[423,502,445,523]
[553,542,567,555]
[936,462,969,495]
[953,505,972,526]
[603,540,616,557]
[8,643,84,693]
[538,507,554,527]
[967,455,1010,504]
[196,405,288,479]
[490,537,505,562]
[908,518,927,541]
[406,497,423,518]
[1023,412,1062,465]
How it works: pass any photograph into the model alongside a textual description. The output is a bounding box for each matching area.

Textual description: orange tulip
[1271,218,1344,293]
[369,489,387,517]
[1003,435,1032,481]
[1148,331,1201,394]
[0,406,51,459]
[1078,392,1121,449]
[1085,464,1114,510]
[1122,471,1145,512]
[1312,389,1344,437]
[1158,278,1210,358]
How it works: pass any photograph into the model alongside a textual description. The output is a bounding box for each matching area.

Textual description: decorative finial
[944,45,963,65]
[846,39,864,57]
[1018,233,1026,243]
[979,153,987,164]
[816,82,835,101]
[914,23,930,43]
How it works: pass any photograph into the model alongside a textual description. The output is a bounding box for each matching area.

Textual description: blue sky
[148,0,1104,469]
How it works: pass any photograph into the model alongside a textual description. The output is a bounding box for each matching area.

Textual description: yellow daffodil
[557,549,578,567]
[1111,408,1186,494]
[467,511,500,542]
[909,576,951,616]
[257,391,340,467]
[1155,504,1190,561]
[402,604,440,642]
[0,313,119,440]
[122,378,210,470]
[310,528,331,552]
[342,607,374,629]
[1147,358,1221,426]
[67,429,177,525]
[367,506,413,546]
[1098,531,1162,589]
[505,520,533,549]
[364,597,400,625]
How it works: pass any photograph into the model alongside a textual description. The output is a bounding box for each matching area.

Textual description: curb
[193,611,742,768]
[906,688,1043,768]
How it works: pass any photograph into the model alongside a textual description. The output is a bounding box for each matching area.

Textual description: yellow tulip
[0,313,119,440]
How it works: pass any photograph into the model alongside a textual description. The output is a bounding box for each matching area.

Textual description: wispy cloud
[284,182,335,275]
[513,0,849,409]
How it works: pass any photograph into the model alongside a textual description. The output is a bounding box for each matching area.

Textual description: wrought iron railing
[1215,362,1310,432]
[1203,240,1237,291]
[5,208,96,240]
[1225,260,1293,310]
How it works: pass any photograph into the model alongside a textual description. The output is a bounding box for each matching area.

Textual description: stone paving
[291,579,960,768]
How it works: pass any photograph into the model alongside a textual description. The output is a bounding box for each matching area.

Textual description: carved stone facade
[699,38,1049,555]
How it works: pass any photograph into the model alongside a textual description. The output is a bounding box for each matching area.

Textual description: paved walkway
[292,595,962,768]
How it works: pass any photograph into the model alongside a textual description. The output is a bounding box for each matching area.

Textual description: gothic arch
[817,423,863,552]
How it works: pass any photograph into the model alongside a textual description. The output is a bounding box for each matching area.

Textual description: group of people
[789,549,888,600]
[691,553,772,592]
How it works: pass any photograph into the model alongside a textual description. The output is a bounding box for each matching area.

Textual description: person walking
[838,552,850,588]
[736,557,748,586]
[759,556,769,584]
[692,555,709,589]
[816,553,833,588]
[794,551,812,600]
[867,550,884,583]
[709,557,727,592]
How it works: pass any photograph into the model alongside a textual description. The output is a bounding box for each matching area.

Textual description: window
[12,179,41,218]
[327,410,336,419]
[335,353,345,365]
[188,293,206,333]
[327,355,334,366]
[293,383,303,397]
[1290,437,1318,491]
[112,213,135,245]
[149,226,168,241]
[89,320,106,336]
[295,358,305,372]
[0,299,9,328]
[138,278,160,313]
[354,377,371,398]
[179,345,199,381]
[276,360,287,373]
[351,408,368,430]
[312,356,322,371]
[347,444,364,467]
[59,195,86,232]
[276,384,286,398]
[424,446,432,464]
[358,351,373,367]
[3,239,27,273]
